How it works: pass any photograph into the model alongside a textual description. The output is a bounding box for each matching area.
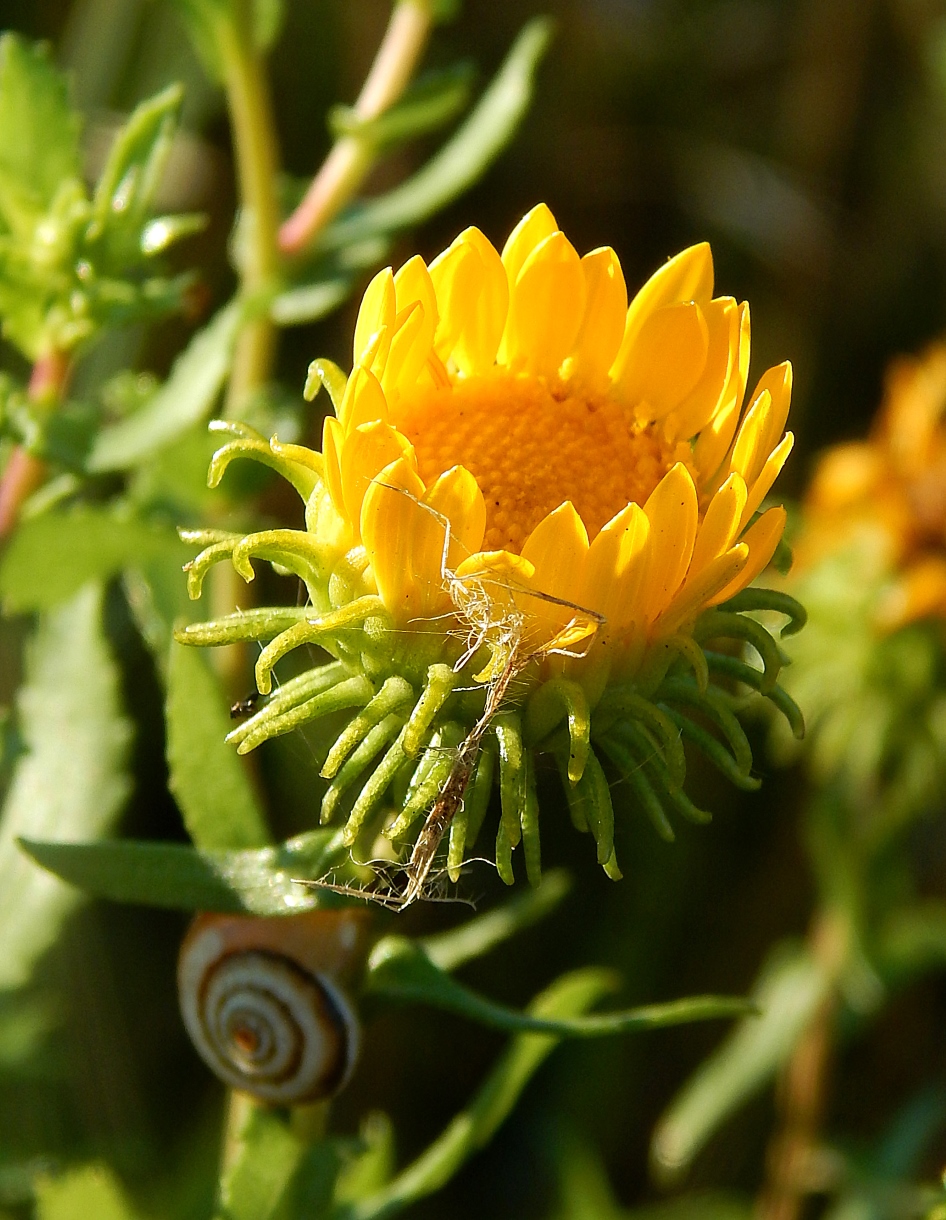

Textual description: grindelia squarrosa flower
[798,341,946,631]
[776,342,946,825]
[178,205,804,891]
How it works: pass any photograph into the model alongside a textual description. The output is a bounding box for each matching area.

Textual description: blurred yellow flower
[180,205,803,888]
[800,341,946,630]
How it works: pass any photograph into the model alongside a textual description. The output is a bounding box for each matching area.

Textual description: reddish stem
[277,0,433,257]
[0,350,71,539]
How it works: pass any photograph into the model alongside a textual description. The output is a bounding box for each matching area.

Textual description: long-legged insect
[353,488,605,908]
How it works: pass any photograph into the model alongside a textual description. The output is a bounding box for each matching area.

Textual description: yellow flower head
[798,341,946,631]
[180,206,804,893]
[318,203,792,680]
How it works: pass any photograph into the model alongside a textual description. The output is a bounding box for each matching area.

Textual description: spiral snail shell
[178,908,370,1105]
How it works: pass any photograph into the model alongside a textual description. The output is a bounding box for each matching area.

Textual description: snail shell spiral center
[179,921,360,1105]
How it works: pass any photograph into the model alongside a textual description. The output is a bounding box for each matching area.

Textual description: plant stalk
[217,3,282,413]
[0,349,71,539]
[754,911,847,1220]
[278,0,434,257]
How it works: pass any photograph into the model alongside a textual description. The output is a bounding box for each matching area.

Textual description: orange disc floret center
[393,371,681,552]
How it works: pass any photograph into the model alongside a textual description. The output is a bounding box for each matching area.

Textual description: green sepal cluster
[0,35,201,362]
[176,424,806,888]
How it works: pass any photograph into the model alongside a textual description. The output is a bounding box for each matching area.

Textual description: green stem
[211,5,282,689]
[278,0,434,256]
[753,909,848,1220]
[217,2,282,412]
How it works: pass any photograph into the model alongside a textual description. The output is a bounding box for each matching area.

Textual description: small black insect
[230,692,261,719]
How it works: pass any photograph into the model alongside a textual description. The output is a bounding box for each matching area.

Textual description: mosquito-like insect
[230,691,262,719]
[297,486,606,910]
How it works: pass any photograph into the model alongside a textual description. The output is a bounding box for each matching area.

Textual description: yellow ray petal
[518,501,591,638]
[321,415,345,514]
[711,506,786,604]
[521,501,590,604]
[726,363,794,490]
[609,242,714,386]
[500,203,559,287]
[425,465,487,577]
[752,361,793,457]
[665,297,739,441]
[694,300,750,484]
[395,255,438,326]
[451,227,509,375]
[690,473,748,574]
[502,231,586,378]
[340,420,415,538]
[568,247,628,389]
[353,267,395,373]
[429,240,481,363]
[380,301,431,401]
[742,431,794,524]
[614,302,710,418]
[729,388,772,487]
[338,365,388,432]
[659,544,749,636]
[360,456,428,621]
[497,204,560,365]
[376,465,486,620]
[641,463,699,619]
[582,501,650,630]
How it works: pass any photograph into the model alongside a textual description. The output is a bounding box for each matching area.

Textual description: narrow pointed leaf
[0,585,131,989]
[166,641,269,850]
[651,943,830,1181]
[365,937,753,1036]
[88,301,242,470]
[18,829,346,916]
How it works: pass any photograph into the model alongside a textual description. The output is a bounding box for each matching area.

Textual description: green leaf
[0,585,132,990]
[364,937,753,1036]
[328,64,474,149]
[166,641,270,850]
[651,942,832,1182]
[35,1164,140,1220]
[0,34,81,231]
[18,829,346,915]
[318,18,553,252]
[87,301,242,471]
[90,84,183,241]
[342,968,613,1220]
[216,1104,338,1220]
[420,868,572,971]
[270,278,351,327]
[0,506,190,614]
